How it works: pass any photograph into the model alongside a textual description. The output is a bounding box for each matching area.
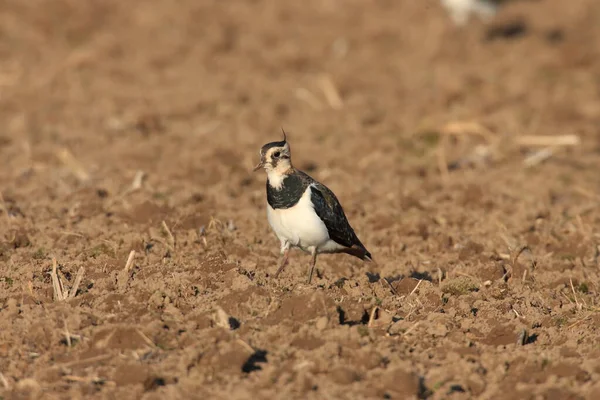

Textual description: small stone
[0,342,9,357]
[427,322,448,338]
[213,306,240,330]
[227,220,236,231]
[316,316,328,331]
[388,319,411,335]
[6,298,19,317]
[16,378,41,396]
[516,329,527,346]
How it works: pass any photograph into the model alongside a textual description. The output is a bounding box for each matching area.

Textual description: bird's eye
[273,151,281,158]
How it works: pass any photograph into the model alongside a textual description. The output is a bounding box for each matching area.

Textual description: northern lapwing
[254,130,373,283]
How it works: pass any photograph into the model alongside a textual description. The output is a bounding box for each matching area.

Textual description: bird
[253,129,373,284]
[439,0,497,26]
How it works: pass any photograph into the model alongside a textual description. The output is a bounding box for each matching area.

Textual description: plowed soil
[1,0,600,399]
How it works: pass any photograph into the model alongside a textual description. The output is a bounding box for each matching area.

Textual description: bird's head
[254,129,292,174]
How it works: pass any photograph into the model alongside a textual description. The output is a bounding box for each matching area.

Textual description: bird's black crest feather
[261,140,287,154]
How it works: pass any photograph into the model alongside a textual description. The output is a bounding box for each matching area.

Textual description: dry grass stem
[455,272,482,287]
[161,221,175,249]
[207,216,224,231]
[51,258,66,301]
[409,279,423,296]
[57,230,86,239]
[294,88,323,110]
[131,170,145,190]
[105,171,147,208]
[516,134,581,147]
[0,191,8,222]
[56,147,90,183]
[58,270,67,297]
[573,186,600,200]
[575,214,596,235]
[436,138,449,181]
[318,74,343,110]
[124,250,136,272]
[135,329,156,348]
[357,151,383,169]
[403,322,420,336]
[59,354,113,369]
[64,320,72,348]
[117,251,136,291]
[382,278,398,296]
[236,338,255,354]
[195,121,222,136]
[440,121,495,141]
[570,278,582,311]
[101,239,118,257]
[69,267,85,298]
[523,147,554,167]
[367,306,379,328]
[561,291,574,305]
[62,375,86,382]
[62,375,109,385]
[93,330,116,350]
[567,315,592,330]
[0,372,9,389]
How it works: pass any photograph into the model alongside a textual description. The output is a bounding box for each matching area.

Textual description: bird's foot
[306,249,318,284]
[273,248,290,278]
[307,267,314,284]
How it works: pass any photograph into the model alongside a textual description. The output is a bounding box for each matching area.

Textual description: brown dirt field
[1,0,600,399]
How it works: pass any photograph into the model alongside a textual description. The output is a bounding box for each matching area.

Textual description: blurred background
[1,0,599,175]
[1,0,598,179]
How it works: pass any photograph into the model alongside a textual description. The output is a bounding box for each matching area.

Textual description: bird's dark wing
[308,180,369,256]
[294,169,372,260]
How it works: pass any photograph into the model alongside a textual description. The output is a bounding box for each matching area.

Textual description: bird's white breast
[267,185,331,251]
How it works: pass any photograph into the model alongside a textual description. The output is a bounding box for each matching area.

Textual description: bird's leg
[307,248,318,284]
[274,244,290,278]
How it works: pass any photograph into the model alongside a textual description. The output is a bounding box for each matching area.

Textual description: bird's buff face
[254,131,293,176]
[254,142,292,174]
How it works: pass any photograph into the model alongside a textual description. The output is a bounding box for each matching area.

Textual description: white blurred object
[440,0,498,25]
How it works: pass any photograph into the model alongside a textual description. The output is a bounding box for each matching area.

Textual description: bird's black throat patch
[266,173,309,209]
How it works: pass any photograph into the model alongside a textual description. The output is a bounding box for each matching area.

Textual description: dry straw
[50,258,85,301]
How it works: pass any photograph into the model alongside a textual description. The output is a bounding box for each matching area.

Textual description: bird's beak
[253,161,264,172]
